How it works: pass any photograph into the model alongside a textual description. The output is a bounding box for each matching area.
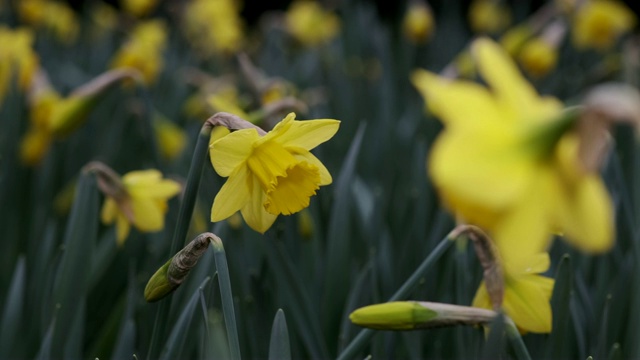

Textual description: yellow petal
[131,198,164,232]
[429,129,533,218]
[503,274,554,333]
[123,169,162,184]
[471,281,493,310]
[268,113,340,151]
[240,175,277,233]
[472,37,539,118]
[128,179,181,199]
[293,149,332,185]
[210,128,260,177]
[116,213,131,246]
[555,176,614,252]
[101,197,118,224]
[211,165,251,222]
[411,69,503,130]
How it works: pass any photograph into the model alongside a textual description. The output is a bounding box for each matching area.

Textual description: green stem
[146,122,213,360]
[505,319,532,360]
[336,236,453,360]
[211,236,241,360]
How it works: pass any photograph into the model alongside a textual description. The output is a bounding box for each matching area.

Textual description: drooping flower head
[100,168,181,245]
[209,113,339,233]
[411,38,614,255]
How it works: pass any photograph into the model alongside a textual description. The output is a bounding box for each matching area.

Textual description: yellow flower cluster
[110,20,167,84]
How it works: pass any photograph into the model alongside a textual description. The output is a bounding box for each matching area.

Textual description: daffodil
[473,251,554,333]
[183,0,244,55]
[572,0,636,51]
[411,38,614,255]
[110,20,167,84]
[209,113,339,233]
[121,0,159,18]
[0,26,38,105]
[154,115,187,161]
[518,37,558,78]
[402,1,435,44]
[18,0,79,44]
[100,169,181,245]
[285,0,340,47]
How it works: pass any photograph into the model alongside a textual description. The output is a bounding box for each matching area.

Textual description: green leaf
[0,256,26,358]
[548,254,574,359]
[482,312,506,359]
[160,277,211,360]
[269,309,291,360]
[212,237,241,360]
[51,172,99,355]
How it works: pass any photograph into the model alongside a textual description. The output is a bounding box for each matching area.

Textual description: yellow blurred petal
[472,38,540,117]
[123,169,162,184]
[116,213,131,245]
[101,197,118,224]
[555,176,614,252]
[131,198,164,231]
[240,175,277,233]
[471,281,493,310]
[210,128,260,177]
[128,179,181,199]
[211,165,251,222]
[503,275,554,333]
[411,69,502,129]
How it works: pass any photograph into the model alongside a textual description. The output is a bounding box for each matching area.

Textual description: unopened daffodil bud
[402,1,435,44]
[350,301,498,330]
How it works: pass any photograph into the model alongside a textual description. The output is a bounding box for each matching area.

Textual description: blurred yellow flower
[285,0,340,46]
[110,20,167,84]
[411,38,613,255]
[209,113,339,233]
[518,37,558,78]
[18,0,79,44]
[572,0,636,51]
[154,115,187,161]
[101,169,181,245]
[402,1,435,44]
[468,0,511,34]
[500,24,534,56]
[121,0,158,17]
[183,0,244,55]
[0,26,38,104]
[473,252,554,333]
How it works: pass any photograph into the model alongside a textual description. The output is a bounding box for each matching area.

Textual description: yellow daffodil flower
[154,115,187,161]
[402,1,435,44]
[285,0,340,46]
[572,0,636,51]
[101,169,181,245]
[209,113,340,233]
[183,0,244,55]
[473,252,554,333]
[500,24,534,57]
[0,26,38,105]
[411,38,613,255]
[121,0,158,18]
[518,37,558,78]
[18,0,79,44]
[468,0,511,34]
[110,20,167,84]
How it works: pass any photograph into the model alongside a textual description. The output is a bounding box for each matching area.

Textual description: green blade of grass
[0,256,26,358]
[269,309,291,360]
[481,312,506,359]
[51,171,99,355]
[547,254,574,359]
[211,236,241,360]
[160,277,211,360]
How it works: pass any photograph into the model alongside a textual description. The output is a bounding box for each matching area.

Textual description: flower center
[247,141,298,192]
[264,161,320,215]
